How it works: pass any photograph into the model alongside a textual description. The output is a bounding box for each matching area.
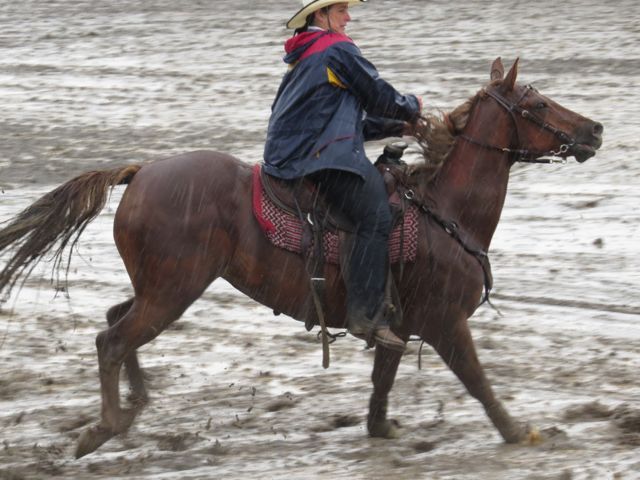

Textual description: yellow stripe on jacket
[327,67,347,89]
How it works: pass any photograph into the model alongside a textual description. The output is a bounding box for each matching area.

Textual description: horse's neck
[429,117,513,250]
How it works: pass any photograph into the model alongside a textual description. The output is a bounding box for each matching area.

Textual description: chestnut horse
[0,58,602,458]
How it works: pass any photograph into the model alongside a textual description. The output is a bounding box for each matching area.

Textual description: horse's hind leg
[368,345,404,438]
[106,298,148,406]
[429,317,529,443]
[76,298,187,458]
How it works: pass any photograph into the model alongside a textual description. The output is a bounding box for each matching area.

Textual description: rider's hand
[402,121,416,137]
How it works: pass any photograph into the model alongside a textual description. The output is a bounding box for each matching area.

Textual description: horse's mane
[409,93,479,184]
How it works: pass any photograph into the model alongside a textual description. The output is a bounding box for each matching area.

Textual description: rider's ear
[315,6,328,21]
[501,57,519,93]
[490,57,504,81]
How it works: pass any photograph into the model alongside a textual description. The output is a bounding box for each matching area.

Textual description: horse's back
[120,150,250,214]
[131,150,249,191]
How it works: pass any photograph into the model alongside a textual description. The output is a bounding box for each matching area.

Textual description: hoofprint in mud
[4,53,632,472]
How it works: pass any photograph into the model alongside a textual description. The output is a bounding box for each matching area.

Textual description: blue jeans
[309,165,392,319]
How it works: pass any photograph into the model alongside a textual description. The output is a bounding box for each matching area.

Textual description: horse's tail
[0,164,143,301]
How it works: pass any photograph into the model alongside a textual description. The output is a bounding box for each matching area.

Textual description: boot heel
[374,326,406,352]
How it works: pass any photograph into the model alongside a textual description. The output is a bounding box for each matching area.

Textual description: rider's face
[314,3,352,35]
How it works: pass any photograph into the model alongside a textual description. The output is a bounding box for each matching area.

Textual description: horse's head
[485,57,603,163]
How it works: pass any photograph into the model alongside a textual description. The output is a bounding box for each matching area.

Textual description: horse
[0,58,603,458]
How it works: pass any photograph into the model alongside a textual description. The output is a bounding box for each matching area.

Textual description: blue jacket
[263,30,420,180]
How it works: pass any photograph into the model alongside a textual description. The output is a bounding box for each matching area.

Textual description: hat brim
[286,0,367,30]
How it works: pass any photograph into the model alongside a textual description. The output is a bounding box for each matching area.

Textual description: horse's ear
[491,57,504,81]
[501,57,519,92]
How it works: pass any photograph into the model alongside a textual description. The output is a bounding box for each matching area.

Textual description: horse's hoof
[368,418,401,439]
[524,425,543,445]
[503,422,540,445]
[126,391,149,408]
[75,425,116,459]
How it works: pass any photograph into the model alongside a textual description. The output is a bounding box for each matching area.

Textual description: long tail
[0,164,143,301]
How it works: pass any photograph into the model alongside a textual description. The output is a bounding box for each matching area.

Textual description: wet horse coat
[0,58,603,457]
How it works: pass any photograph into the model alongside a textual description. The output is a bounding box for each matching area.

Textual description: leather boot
[346,305,406,352]
[373,325,406,352]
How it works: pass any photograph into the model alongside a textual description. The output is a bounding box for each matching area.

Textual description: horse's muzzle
[572,121,603,163]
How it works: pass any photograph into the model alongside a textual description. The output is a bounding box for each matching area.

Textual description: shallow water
[1,1,639,479]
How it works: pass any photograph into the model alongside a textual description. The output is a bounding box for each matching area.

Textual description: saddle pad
[252,164,418,265]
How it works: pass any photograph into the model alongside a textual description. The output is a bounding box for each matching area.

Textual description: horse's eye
[535,102,547,110]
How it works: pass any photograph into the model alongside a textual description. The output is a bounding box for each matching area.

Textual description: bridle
[458,84,577,164]
[397,85,582,308]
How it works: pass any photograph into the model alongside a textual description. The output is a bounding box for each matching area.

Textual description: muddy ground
[1,1,639,479]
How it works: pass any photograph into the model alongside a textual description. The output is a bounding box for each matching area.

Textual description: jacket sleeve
[328,43,420,122]
[362,115,405,141]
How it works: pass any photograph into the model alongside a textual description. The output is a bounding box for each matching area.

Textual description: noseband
[459,85,576,164]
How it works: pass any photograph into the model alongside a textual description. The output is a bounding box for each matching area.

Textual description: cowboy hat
[286,0,367,30]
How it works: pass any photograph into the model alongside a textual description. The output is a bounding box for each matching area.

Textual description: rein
[405,190,494,305]
[459,85,575,164]
[382,172,493,306]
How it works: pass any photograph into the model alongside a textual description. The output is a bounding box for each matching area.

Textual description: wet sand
[1,1,639,478]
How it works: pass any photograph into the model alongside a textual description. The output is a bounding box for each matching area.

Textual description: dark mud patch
[563,401,613,421]
[612,404,640,446]
[612,404,640,433]
[152,432,205,452]
[264,392,297,412]
[411,440,437,453]
[311,414,362,432]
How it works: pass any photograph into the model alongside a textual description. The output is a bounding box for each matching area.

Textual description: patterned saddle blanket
[251,164,419,265]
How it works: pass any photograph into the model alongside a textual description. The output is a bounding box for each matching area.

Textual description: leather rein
[459,85,576,164]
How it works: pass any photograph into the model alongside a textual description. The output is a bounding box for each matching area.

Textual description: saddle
[253,163,419,266]
[260,169,356,232]
[257,141,413,247]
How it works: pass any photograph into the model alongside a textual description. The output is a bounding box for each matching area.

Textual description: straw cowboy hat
[286,0,367,30]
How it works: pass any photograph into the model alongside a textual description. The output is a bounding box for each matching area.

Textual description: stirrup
[373,326,406,352]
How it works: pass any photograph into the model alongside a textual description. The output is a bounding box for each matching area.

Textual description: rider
[263,0,422,351]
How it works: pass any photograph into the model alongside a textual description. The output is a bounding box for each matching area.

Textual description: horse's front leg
[429,317,530,443]
[368,345,404,438]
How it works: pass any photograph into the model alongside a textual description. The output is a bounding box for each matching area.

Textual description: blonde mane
[408,94,478,184]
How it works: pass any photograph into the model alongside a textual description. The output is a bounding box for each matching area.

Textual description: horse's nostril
[593,122,604,137]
